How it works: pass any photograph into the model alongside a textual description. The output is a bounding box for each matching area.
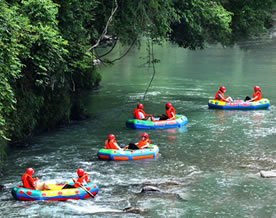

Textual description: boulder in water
[0,184,5,191]
[260,170,276,178]
[123,207,144,214]
[141,186,161,193]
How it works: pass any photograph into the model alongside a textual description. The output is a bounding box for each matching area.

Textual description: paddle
[72,178,95,198]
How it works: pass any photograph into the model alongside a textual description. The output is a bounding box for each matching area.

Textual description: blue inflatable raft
[126,115,188,129]
[208,98,270,110]
[97,144,159,161]
[12,182,99,201]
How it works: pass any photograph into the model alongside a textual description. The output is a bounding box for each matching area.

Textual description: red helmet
[108,134,115,140]
[254,86,260,91]
[165,102,172,108]
[137,104,143,109]
[77,168,84,177]
[26,168,34,176]
[141,133,149,139]
[219,86,226,92]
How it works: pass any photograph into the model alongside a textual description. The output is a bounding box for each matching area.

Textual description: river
[0,39,276,217]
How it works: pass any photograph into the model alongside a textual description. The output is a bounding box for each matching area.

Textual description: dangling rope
[143,39,156,101]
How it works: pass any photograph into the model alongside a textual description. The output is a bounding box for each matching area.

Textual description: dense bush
[0,0,101,153]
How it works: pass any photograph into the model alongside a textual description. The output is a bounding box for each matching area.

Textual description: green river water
[0,39,276,217]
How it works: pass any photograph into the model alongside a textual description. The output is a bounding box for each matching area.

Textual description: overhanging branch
[110,38,136,63]
[88,0,118,51]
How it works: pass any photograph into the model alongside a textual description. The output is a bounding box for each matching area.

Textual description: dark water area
[0,39,276,217]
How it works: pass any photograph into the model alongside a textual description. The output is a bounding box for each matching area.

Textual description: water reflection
[156,126,187,143]
[212,110,228,124]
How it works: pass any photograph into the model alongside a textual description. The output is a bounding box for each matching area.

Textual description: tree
[169,0,232,49]
[216,0,275,41]
[0,1,24,142]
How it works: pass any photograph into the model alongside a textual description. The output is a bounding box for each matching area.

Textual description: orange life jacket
[133,108,146,119]
[73,173,88,188]
[214,90,226,101]
[22,173,35,190]
[166,107,175,119]
[105,139,120,150]
[253,91,262,101]
[137,138,151,149]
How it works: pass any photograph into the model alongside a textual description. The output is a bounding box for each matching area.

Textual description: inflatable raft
[208,98,270,110]
[126,115,188,129]
[97,144,159,161]
[12,182,99,201]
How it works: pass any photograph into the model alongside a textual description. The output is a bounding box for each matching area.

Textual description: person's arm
[170,112,175,120]
[218,93,231,103]
[28,176,36,189]
[248,96,258,102]
[82,175,88,185]
[144,111,153,118]
[218,93,225,101]
[114,142,122,150]
[141,143,150,149]
[140,140,150,149]
[248,92,261,102]
[139,112,145,120]
[142,110,147,117]
[168,109,176,120]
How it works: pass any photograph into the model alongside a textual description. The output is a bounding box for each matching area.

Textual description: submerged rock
[260,170,276,178]
[140,185,188,202]
[141,186,162,193]
[0,184,5,191]
[123,207,144,214]
[162,181,180,186]
[142,181,180,187]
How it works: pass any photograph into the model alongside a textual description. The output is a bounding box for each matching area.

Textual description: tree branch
[110,38,136,63]
[88,0,118,51]
[98,39,118,58]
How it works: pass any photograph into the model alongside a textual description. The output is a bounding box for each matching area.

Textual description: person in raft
[22,168,50,191]
[159,102,176,120]
[245,86,262,102]
[214,86,233,102]
[127,133,151,150]
[105,134,122,150]
[133,104,153,120]
[62,168,89,189]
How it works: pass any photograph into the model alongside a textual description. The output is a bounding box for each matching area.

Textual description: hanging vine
[143,39,159,101]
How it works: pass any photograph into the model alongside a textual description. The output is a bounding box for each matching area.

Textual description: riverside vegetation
[0,0,275,162]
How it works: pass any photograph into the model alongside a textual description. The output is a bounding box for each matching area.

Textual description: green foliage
[95,0,179,45]
[170,0,232,49]
[54,0,101,90]
[18,0,67,89]
[0,0,102,156]
[0,2,22,142]
[216,0,276,40]
[7,0,69,141]
[94,0,274,49]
